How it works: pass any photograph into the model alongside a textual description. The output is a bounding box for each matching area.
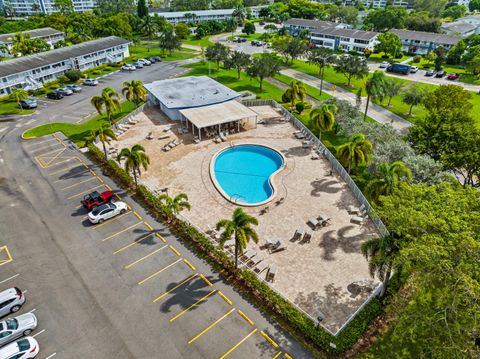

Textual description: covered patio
[179,100,258,141]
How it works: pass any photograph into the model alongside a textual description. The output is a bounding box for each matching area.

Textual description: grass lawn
[23,101,137,146]
[0,100,34,115]
[367,53,411,63]
[128,46,197,62]
[227,33,265,41]
[182,35,213,48]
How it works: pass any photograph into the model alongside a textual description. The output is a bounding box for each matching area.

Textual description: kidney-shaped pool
[211,144,285,206]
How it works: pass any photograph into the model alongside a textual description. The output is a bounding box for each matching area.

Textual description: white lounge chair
[266,265,277,282]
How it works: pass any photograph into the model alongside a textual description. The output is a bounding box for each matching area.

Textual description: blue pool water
[213,145,284,205]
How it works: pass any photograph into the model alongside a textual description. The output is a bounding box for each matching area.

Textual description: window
[0,331,12,338]
[354,39,369,44]
[0,299,14,309]
[340,37,350,42]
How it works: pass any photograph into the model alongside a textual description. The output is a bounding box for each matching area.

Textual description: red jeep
[81,190,113,210]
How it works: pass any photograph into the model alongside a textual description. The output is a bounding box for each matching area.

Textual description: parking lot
[0,134,308,358]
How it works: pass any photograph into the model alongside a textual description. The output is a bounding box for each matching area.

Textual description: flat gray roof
[391,29,461,45]
[0,27,64,44]
[286,18,378,40]
[151,9,234,18]
[145,76,241,109]
[285,18,335,29]
[441,22,476,35]
[0,36,130,78]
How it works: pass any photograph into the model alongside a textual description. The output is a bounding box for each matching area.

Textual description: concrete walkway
[280,68,412,133]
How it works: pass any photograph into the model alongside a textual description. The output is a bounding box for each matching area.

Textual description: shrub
[413,55,421,63]
[394,51,403,59]
[33,88,47,96]
[64,70,82,82]
[282,90,292,103]
[57,75,68,83]
[295,101,305,114]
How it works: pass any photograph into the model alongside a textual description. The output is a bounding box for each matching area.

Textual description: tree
[284,37,308,64]
[54,0,73,14]
[158,193,191,222]
[374,32,402,58]
[90,87,121,128]
[122,80,147,108]
[469,0,480,11]
[402,86,426,116]
[466,54,480,77]
[334,55,369,87]
[283,80,306,110]
[9,88,29,111]
[140,14,158,39]
[384,79,402,107]
[116,144,150,187]
[307,47,336,96]
[94,0,135,15]
[246,53,282,90]
[205,43,229,70]
[442,4,467,20]
[243,21,255,35]
[137,0,148,17]
[158,27,180,55]
[365,161,412,201]
[362,6,408,31]
[174,22,190,40]
[223,50,250,79]
[413,0,448,17]
[216,208,259,269]
[11,33,50,56]
[64,70,81,82]
[434,46,446,71]
[90,126,117,158]
[31,1,41,13]
[364,71,387,120]
[310,103,337,139]
[424,51,437,66]
[233,6,246,25]
[337,133,373,174]
[406,11,441,33]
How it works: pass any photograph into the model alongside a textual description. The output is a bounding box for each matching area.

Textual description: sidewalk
[280,68,412,133]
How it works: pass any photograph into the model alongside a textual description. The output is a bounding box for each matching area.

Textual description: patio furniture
[307,218,320,230]
[241,249,256,261]
[302,231,312,243]
[347,204,365,215]
[248,255,264,267]
[351,216,364,225]
[214,137,222,143]
[255,261,269,274]
[207,225,220,240]
[158,134,170,140]
[294,132,305,139]
[146,132,154,140]
[292,229,304,241]
[275,197,285,206]
[318,213,331,227]
[311,154,320,160]
[260,206,269,215]
[224,239,235,248]
[266,265,277,282]
[270,240,286,254]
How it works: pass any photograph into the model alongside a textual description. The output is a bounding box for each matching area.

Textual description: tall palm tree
[116,144,150,187]
[140,15,158,39]
[91,87,121,128]
[9,88,29,111]
[90,126,117,159]
[122,80,147,108]
[337,133,373,174]
[307,47,337,96]
[158,193,191,222]
[284,80,306,110]
[364,71,387,121]
[310,103,337,140]
[232,6,246,25]
[384,79,402,107]
[216,208,259,269]
[361,235,399,298]
[365,161,412,202]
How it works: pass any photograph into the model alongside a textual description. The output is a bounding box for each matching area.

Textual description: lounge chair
[302,231,312,244]
[241,249,256,261]
[318,213,331,227]
[260,206,269,215]
[158,134,170,140]
[275,197,285,206]
[269,240,286,254]
[249,255,264,267]
[347,204,365,215]
[266,265,277,282]
[307,218,320,230]
[255,261,269,274]
[351,216,364,225]
[292,229,304,241]
[146,132,154,140]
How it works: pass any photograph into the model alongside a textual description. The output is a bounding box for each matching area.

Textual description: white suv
[0,337,39,358]
[0,288,25,318]
[137,58,151,66]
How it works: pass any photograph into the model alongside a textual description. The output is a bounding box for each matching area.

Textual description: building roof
[0,36,130,78]
[442,22,477,35]
[391,29,461,45]
[285,18,336,29]
[150,8,234,18]
[285,18,378,40]
[0,27,64,44]
[180,100,258,129]
[145,76,241,109]
[457,14,480,22]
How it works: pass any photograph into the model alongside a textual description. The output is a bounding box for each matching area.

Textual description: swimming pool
[211,144,285,206]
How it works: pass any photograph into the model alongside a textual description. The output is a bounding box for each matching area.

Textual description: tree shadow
[280,146,310,158]
[310,178,343,196]
[319,225,368,260]
[57,164,88,180]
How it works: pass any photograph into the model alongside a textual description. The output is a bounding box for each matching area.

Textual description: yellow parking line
[217,291,233,305]
[138,258,183,285]
[113,233,153,254]
[272,352,282,358]
[183,259,195,271]
[237,310,254,326]
[75,204,83,209]
[102,221,142,241]
[104,184,112,191]
[44,148,67,167]
[144,222,153,230]
[48,164,81,175]
[133,211,142,220]
[61,177,97,190]
[199,274,213,286]
[153,274,198,303]
[187,308,235,344]
[260,331,279,348]
[155,233,167,243]
[33,147,64,157]
[219,328,258,359]
[0,246,13,266]
[124,245,168,269]
[284,354,293,359]
[92,211,131,229]
[42,158,74,168]
[169,245,181,256]
[34,156,47,168]
[169,289,217,323]
[67,185,104,200]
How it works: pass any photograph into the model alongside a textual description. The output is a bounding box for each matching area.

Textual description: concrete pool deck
[106,105,381,334]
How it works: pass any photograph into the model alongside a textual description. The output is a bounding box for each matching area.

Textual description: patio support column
[237,120,240,132]
[255,115,258,128]
[218,124,221,135]
[199,126,202,140]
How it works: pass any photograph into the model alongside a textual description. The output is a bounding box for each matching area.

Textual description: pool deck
[106,105,381,334]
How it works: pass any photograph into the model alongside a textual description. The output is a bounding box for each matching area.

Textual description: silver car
[0,313,37,347]
[0,288,25,318]
[88,201,128,224]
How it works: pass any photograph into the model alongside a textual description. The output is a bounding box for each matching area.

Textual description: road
[0,60,311,358]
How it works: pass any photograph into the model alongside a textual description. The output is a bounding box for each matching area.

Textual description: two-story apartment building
[390,29,461,55]
[314,0,413,8]
[150,9,235,24]
[0,0,96,16]
[0,36,130,95]
[0,27,65,57]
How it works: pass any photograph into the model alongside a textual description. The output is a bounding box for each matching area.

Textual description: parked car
[151,55,162,62]
[121,64,136,71]
[55,88,73,96]
[425,69,435,77]
[0,337,39,358]
[0,288,25,318]
[447,72,460,80]
[238,37,246,43]
[379,61,390,68]
[435,70,446,78]
[83,78,98,86]
[88,201,128,224]
[65,84,82,93]
[147,57,157,63]
[232,37,240,42]
[410,66,419,73]
[0,313,37,347]
[19,98,37,109]
[133,61,144,69]
[251,40,259,46]
[256,41,264,46]
[81,190,113,210]
[46,91,63,100]
[259,20,266,25]
[138,58,151,66]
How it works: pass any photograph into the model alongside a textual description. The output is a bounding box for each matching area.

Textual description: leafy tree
[337,133,373,173]
[233,6,246,25]
[94,0,135,15]
[216,208,259,269]
[310,103,337,139]
[307,47,336,95]
[365,161,412,201]
[205,42,229,70]
[122,80,147,108]
[442,4,467,19]
[334,55,369,87]
[264,24,277,33]
[363,6,408,31]
[246,53,281,90]
[402,86,426,116]
[31,1,41,13]
[137,0,148,17]
[223,50,250,79]
[224,17,238,33]
[434,46,446,71]
[283,37,308,64]
[11,33,50,56]
[54,0,73,14]
[283,80,306,110]
[364,71,387,120]
[90,126,117,158]
[466,54,480,77]
[424,51,436,66]
[375,32,402,58]
[117,144,150,187]
[243,21,255,35]
[174,22,190,39]
[158,193,191,222]
[158,27,180,55]
[9,88,29,110]
[64,70,81,82]
[469,0,480,11]
[286,0,326,19]
[327,5,358,26]
[384,79,402,107]
[413,0,448,17]
[422,84,470,116]
[90,87,121,128]
[405,11,441,33]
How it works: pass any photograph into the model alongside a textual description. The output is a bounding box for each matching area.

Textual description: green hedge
[85,143,384,355]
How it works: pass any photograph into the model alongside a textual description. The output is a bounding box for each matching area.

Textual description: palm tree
[140,15,158,39]
[402,86,426,116]
[232,6,246,25]
[310,103,337,140]
[283,80,306,110]
[307,47,337,96]
[90,126,117,158]
[337,133,373,174]
[361,235,399,298]
[384,79,402,107]
[91,87,121,128]
[365,161,412,202]
[158,193,191,222]
[216,208,259,269]
[9,88,29,111]
[364,71,387,121]
[122,80,147,108]
[116,144,150,187]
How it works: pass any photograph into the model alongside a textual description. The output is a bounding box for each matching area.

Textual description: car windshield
[17,338,30,351]
[92,204,109,215]
[5,318,18,330]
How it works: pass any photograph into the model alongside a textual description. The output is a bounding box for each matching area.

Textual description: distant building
[0,0,96,16]
[0,27,65,57]
[442,22,477,37]
[0,36,129,95]
[390,29,461,55]
[285,18,379,52]
[150,9,235,24]
[314,0,413,8]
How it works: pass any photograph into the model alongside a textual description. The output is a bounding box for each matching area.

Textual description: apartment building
[0,36,129,95]
[0,0,96,16]
[390,29,461,55]
[314,0,413,8]
[150,9,235,24]
[0,27,65,57]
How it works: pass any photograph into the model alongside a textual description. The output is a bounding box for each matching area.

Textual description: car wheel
[120,209,126,214]
[23,329,33,335]
[98,218,105,224]
[10,305,21,313]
